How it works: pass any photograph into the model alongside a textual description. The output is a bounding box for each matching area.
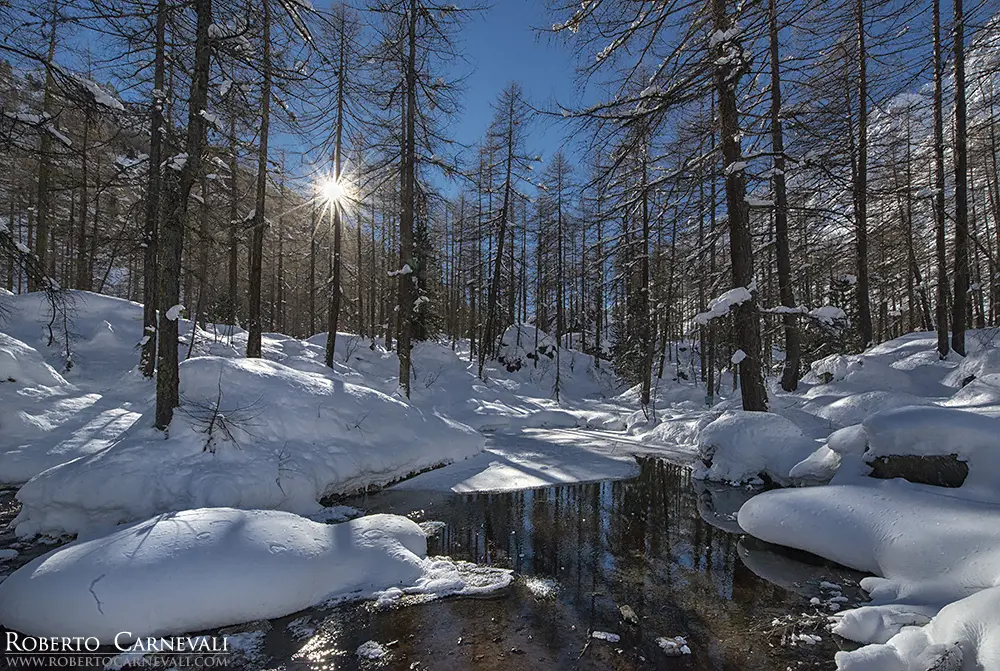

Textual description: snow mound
[944,346,1000,387]
[861,406,1000,494]
[739,481,1000,605]
[13,356,484,537]
[835,586,1000,670]
[694,410,819,485]
[805,354,923,396]
[0,333,70,389]
[802,390,933,429]
[739,481,1000,669]
[0,509,508,643]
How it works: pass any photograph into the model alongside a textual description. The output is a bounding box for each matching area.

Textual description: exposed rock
[867,454,968,488]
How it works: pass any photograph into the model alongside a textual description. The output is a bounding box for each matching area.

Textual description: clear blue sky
[447,1,586,177]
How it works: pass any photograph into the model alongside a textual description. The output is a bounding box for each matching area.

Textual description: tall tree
[713,0,768,411]
[154,0,212,429]
[769,0,800,392]
[951,0,969,355]
[246,0,273,358]
[933,0,949,358]
[853,0,874,348]
[140,0,167,377]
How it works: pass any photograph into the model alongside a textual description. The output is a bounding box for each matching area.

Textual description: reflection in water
[249,459,857,670]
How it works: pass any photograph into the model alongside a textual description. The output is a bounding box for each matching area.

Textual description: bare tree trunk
[31,0,59,290]
[952,0,969,355]
[478,92,516,377]
[325,15,347,365]
[246,0,271,358]
[396,0,417,396]
[142,0,165,377]
[639,137,653,407]
[76,117,91,291]
[933,0,950,357]
[226,109,240,327]
[769,0,800,391]
[154,0,212,429]
[854,0,874,348]
[713,0,767,411]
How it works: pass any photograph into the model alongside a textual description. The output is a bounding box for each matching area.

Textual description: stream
[0,459,867,670]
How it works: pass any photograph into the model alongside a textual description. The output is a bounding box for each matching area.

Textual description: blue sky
[443,0,590,184]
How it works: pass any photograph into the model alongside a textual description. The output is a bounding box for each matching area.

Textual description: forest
[2,0,996,417]
[1,0,1000,669]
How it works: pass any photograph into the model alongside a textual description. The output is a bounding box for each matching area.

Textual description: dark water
[247,460,864,670]
[0,462,866,670]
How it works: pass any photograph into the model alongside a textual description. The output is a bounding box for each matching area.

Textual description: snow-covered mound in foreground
[739,478,1000,669]
[833,585,1000,671]
[693,410,819,486]
[13,356,484,537]
[0,509,512,643]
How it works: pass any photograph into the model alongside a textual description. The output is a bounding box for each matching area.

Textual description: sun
[321,179,346,204]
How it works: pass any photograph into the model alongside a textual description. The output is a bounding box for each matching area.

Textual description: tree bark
[713,0,767,411]
[951,0,969,355]
[246,0,272,358]
[396,0,417,396]
[933,0,950,358]
[769,0,800,392]
[854,0,874,348]
[154,0,212,429]
[141,0,166,376]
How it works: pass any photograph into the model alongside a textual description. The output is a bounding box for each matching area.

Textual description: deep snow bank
[693,410,819,485]
[739,481,1000,670]
[13,356,484,537]
[0,508,512,642]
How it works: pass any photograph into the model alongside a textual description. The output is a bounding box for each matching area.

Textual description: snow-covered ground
[725,330,1000,670]
[12,290,1000,668]
[0,290,673,647]
[0,508,512,642]
[0,293,651,538]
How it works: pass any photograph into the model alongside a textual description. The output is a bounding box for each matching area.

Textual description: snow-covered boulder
[13,356,484,537]
[0,508,511,643]
[693,410,820,486]
[944,346,1000,388]
[496,324,557,371]
[789,424,870,485]
[803,390,934,429]
[738,481,1000,607]
[861,406,1000,493]
[805,354,923,396]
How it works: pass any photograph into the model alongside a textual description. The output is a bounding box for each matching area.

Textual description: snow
[76,76,125,111]
[692,284,755,326]
[591,631,620,643]
[861,406,1000,494]
[731,349,747,364]
[356,640,389,660]
[657,635,691,656]
[0,508,510,643]
[165,154,188,171]
[13,355,484,537]
[809,305,848,325]
[694,410,819,485]
[392,428,639,492]
[165,304,185,320]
